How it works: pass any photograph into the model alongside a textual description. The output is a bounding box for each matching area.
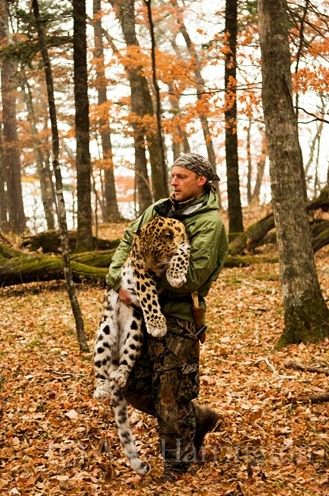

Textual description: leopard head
[132,217,189,273]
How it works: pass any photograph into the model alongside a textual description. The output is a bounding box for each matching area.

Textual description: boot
[192,401,221,458]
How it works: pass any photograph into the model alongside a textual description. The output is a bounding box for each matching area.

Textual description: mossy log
[0,251,108,287]
[71,249,116,267]
[21,230,120,253]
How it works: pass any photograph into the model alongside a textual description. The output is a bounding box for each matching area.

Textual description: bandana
[173,153,220,181]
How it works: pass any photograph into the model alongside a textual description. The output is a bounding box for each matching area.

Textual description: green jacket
[106,191,228,321]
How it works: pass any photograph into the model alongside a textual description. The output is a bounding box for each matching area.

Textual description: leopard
[93,216,190,475]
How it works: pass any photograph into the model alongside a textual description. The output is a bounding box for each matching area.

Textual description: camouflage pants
[124,317,200,471]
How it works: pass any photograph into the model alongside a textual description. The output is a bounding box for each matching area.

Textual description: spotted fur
[93,217,190,474]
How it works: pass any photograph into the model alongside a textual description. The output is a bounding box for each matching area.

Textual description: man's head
[171,153,219,202]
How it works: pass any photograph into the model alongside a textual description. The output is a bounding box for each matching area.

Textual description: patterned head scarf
[173,153,220,182]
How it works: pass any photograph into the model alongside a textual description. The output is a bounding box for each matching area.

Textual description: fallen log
[21,229,120,253]
[228,186,329,255]
[0,252,108,287]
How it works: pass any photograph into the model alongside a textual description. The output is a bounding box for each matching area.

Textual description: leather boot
[192,401,221,458]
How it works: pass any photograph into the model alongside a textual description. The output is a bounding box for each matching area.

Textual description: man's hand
[118,288,132,305]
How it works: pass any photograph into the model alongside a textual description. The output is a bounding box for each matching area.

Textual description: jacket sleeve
[160,217,228,295]
[105,206,155,290]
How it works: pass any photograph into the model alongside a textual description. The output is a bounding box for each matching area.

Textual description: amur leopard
[93,216,190,474]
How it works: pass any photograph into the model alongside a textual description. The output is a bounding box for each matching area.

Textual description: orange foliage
[293,66,329,94]
[93,158,114,170]
[118,45,149,75]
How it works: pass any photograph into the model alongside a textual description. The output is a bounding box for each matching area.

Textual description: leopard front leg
[165,243,190,288]
[137,281,167,338]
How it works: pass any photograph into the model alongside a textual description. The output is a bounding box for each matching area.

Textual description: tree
[258,0,329,346]
[73,0,93,251]
[170,0,220,203]
[92,0,121,222]
[225,0,243,234]
[109,0,168,209]
[20,73,56,230]
[32,0,89,352]
[0,0,25,234]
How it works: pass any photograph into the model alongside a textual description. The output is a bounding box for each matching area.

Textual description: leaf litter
[1,238,329,495]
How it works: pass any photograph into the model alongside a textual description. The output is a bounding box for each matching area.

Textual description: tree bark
[225,0,243,233]
[73,0,93,251]
[258,0,329,347]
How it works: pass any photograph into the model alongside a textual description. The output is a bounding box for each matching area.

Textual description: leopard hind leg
[110,304,143,389]
[93,290,119,399]
[110,378,149,475]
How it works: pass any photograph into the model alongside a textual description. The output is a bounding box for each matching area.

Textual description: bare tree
[258,0,329,347]
[92,0,121,222]
[32,0,89,352]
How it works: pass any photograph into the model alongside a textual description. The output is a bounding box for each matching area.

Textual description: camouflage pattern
[173,153,220,182]
[124,316,200,471]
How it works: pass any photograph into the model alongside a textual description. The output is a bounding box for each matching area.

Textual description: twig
[288,392,329,404]
[254,357,277,374]
[286,360,329,376]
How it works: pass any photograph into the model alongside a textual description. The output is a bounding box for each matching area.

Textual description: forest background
[1,0,329,235]
[1,0,329,495]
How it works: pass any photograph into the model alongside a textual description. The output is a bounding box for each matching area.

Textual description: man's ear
[198,176,207,187]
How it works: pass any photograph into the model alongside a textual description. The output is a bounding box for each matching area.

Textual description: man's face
[171,165,207,202]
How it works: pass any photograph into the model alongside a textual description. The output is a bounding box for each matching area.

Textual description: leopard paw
[110,368,129,388]
[166,274,186,288]
[93,380,111,399]
[131,458,150,475]
[146,315,167,338]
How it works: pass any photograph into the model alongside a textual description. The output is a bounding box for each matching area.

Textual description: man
[106,153,228,478]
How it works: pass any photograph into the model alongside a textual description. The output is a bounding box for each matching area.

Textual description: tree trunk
[110,0,168,204]
[246,115,252,204]
[21,75,55,230]
[32,0,89,352]
[144,0,168,193]
[0,128,7,230]
[73,0,93,251]
[0,0,25,234]
[251,130,267,203]
[225,0,243,233]
[172,0,221,204]
[92,0,121,222]
[258,0,329,347]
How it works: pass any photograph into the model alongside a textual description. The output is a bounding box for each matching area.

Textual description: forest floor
[1,215,329,496]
